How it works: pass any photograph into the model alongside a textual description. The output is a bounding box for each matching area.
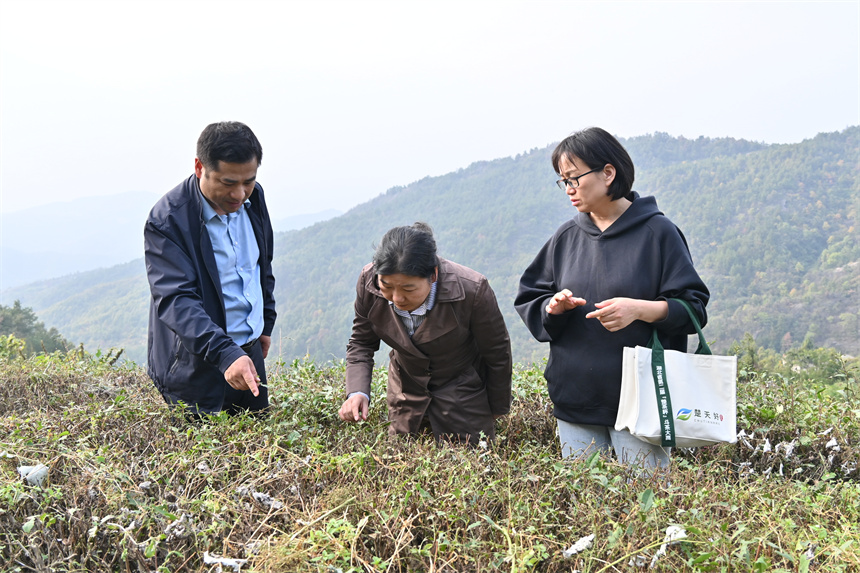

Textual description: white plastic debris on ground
[17,464,49,486]
[562,533,595,558]
[776,439,796,458]
[649,526,688,568]
[203,551,248,572]
[737,429,754,449]
[164,513,196,541]
[236,486,285,510]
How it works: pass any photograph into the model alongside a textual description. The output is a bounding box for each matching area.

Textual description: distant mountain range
[271,209,343,234]
[0,191,159,289]
[2,128,857,365]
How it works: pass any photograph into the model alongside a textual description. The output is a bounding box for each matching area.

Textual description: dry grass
[0,351,858,572]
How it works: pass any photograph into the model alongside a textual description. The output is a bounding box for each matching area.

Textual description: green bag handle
[649,298,707,447]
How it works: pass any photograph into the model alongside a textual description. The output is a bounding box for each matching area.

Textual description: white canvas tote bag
[615,299,738,448]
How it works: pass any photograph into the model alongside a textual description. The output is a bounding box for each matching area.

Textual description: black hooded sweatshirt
[515,193,709,426]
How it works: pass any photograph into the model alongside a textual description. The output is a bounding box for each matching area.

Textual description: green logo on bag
[676,408,693,421]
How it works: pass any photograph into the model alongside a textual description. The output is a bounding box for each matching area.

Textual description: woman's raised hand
[545,289,587,315]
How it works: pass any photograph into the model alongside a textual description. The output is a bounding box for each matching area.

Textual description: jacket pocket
[454,366,486,399]
[167,337,184,376]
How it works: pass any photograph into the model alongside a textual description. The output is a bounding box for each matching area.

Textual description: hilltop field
[0,346,858,572]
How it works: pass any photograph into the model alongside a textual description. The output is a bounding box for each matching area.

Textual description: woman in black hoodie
[515,127,709,469]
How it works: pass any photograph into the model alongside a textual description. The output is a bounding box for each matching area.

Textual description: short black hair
[196,121,263,170]
[373,222,438,280]
[551,127,635,201]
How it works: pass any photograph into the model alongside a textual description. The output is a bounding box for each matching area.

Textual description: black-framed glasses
[556,167,602,190]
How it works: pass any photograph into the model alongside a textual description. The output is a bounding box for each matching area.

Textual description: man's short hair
[196,121,263,170]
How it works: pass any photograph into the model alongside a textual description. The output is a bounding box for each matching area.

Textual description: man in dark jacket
[144,121,276,416]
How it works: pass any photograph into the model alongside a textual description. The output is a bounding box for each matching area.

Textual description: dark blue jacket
[144,175,276,412]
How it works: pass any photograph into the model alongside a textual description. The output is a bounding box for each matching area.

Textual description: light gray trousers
[557,419,671,469]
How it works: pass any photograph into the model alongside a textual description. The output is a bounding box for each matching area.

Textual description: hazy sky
[1,0,858,218]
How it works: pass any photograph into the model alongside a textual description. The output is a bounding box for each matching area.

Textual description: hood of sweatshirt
[572,191,663,238]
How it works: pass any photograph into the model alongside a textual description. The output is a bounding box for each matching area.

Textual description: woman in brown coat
[338,223,512,444]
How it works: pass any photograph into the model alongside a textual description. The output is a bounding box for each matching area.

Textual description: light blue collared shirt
[200,189,263,346]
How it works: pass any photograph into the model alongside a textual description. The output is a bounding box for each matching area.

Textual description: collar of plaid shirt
[389,281,437,337]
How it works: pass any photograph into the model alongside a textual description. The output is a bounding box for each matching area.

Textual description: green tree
[0,300,69,355]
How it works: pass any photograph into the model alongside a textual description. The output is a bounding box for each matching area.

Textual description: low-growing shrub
[1,351,858,571]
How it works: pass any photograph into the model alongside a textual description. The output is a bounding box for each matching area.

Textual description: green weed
[0,351,857,571]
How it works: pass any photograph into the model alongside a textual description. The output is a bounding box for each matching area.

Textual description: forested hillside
[3,128,856,364]
[648,130,860,352]
[4,260,150,360]
[274,127,859,363]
